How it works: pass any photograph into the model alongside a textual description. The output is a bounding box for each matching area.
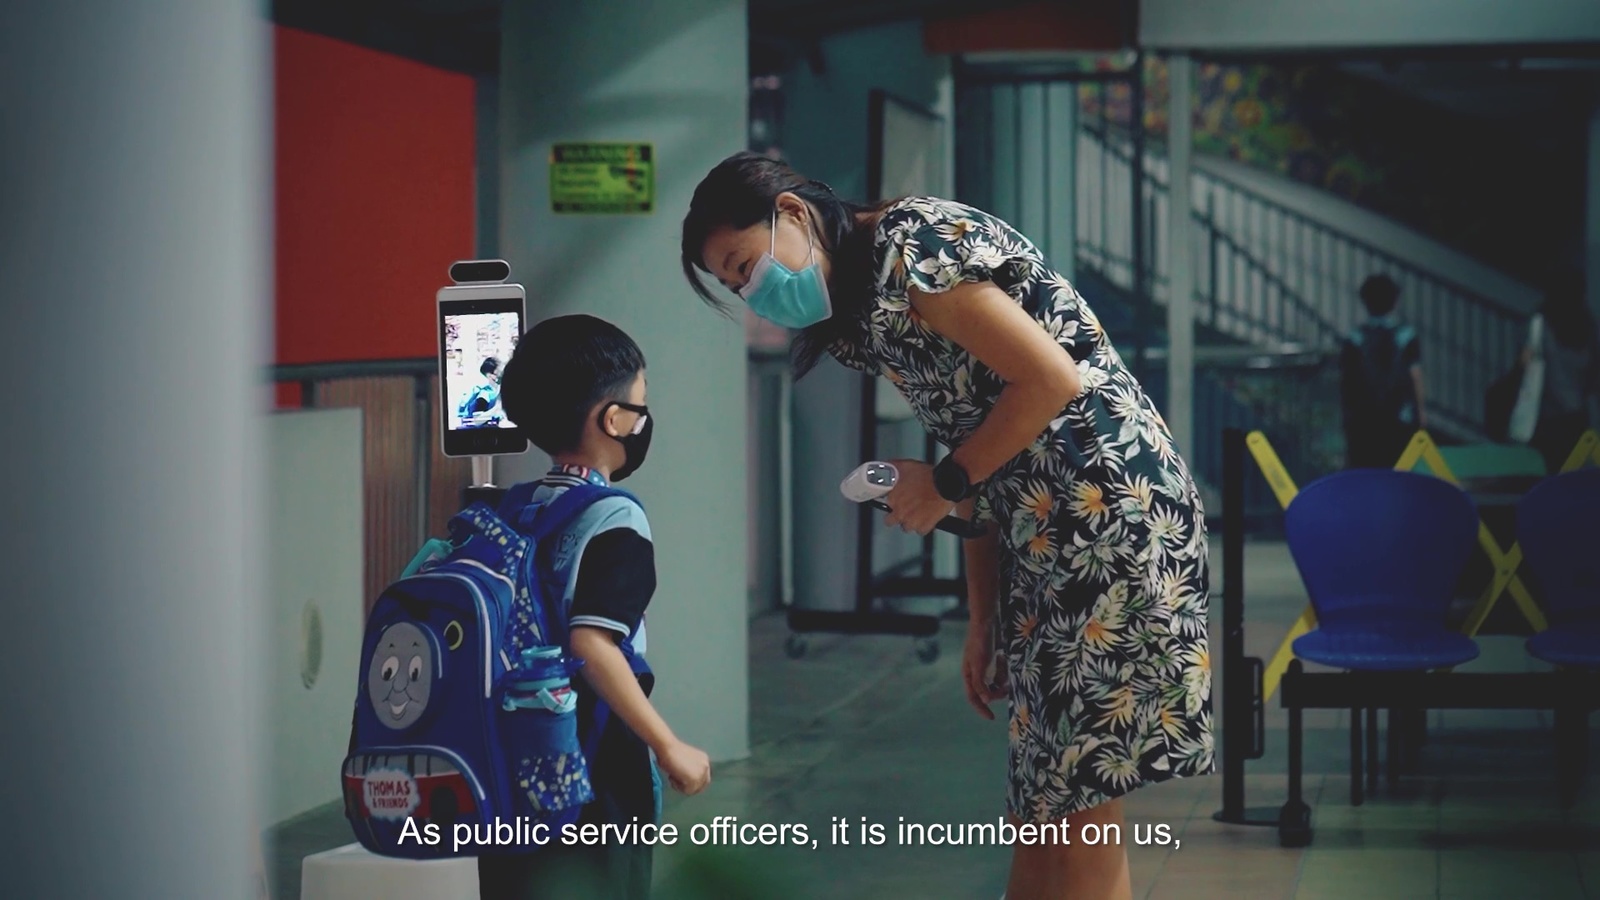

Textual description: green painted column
[496,0,751,762]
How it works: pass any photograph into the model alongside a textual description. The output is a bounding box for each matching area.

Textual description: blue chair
[1517,468,1600,669]
[1285,469,1481,804]
[1516,468,1600,796]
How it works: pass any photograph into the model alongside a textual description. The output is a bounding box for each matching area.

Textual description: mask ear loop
[775,205,819,267]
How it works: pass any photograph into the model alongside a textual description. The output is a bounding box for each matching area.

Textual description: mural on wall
[1079,56,1581,284]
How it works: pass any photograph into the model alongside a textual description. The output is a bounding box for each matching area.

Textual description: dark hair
[500,315,646,455]
[479,356,500,376]
[680,151,883,377]
[1359,274,1401,316]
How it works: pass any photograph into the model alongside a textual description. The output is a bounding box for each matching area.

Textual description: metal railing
[1077,126,1529,436]
[276,352,799,620]
[272,358,471,616]
[1138,346,1342,523]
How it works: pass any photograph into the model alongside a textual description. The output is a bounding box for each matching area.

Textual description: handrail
[1080,220,1338,347]
[1202,219,1342,341]
[1084,125,1520,321]
[271,357,436,382]
[272,349,794,383]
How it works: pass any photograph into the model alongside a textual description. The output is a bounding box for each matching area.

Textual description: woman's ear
[774,190,808,221]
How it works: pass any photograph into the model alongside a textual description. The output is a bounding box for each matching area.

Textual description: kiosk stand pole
[1214,427,1276,826]
[463,455,508,508]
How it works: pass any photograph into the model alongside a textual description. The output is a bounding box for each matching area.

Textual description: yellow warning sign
[549,143,655,214]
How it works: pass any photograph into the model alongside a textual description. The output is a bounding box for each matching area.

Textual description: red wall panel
[924,1,1132,54]
[273,26,476,369]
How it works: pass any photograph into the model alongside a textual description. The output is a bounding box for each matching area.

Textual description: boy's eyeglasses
[607,401,649,436]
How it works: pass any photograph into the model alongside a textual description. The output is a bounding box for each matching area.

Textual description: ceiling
[1338,58,1600,123]
[271,0,1045,76]
[270,0,1600,123]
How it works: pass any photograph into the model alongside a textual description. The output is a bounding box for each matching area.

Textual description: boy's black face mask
[600,401,652,482]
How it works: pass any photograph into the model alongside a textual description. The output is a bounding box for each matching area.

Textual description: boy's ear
[595,400,623,439]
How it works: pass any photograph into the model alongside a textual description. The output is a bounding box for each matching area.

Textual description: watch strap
[933,455,972,502]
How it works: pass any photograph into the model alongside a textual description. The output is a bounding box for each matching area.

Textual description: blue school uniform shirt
[527,464,652,658]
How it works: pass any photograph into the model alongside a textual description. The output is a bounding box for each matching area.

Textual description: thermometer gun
[840,462,988,539]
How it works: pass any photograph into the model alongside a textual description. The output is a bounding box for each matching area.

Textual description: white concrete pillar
[1165,54,1196,457]
[1047,82,1079,283]
[0,2,269,897]
[497,0,750,762]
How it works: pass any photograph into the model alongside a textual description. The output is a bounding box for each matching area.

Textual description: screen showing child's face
[443,311,520,431]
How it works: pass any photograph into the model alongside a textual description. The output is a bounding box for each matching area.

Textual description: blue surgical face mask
[740,209,832,329]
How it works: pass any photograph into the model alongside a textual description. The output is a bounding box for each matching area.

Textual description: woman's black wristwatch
[932,455,973,502]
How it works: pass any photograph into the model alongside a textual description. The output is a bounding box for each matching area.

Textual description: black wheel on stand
[1277,800,1312,848]
[915,638,940,664]
[784,634,808,659]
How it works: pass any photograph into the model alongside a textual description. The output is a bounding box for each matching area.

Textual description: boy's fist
[658,740,712,796]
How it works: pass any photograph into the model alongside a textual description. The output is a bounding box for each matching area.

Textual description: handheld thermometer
[840,462,988,539]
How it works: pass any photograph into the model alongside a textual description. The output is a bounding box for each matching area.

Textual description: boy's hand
[657,739,711,796]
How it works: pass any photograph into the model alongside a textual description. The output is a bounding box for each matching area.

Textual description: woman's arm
[963,512,1001,628]
[960,499,1006,719]
[878,280,1081,536]
[909,280,1082,482]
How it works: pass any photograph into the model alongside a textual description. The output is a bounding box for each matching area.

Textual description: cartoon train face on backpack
[366,622,438,730]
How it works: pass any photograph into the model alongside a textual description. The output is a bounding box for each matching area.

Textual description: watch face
[935,458,969,501]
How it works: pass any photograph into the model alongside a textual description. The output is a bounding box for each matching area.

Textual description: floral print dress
[829,197,1214,822]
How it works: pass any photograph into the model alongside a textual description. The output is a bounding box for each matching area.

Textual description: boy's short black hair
[1359,274,1401,316]
[501,315,646,455]
[480,356,500,376]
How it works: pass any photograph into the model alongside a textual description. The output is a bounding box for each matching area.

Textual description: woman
[1525,276,1600,471]
[680,153,1212,900]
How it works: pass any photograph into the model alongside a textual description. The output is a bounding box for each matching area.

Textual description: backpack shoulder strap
[496,481,540,523]
[1394,325,1417,359]
[525,484,642,543]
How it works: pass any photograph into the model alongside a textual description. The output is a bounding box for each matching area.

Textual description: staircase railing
[1133,344,1341,524]
[1075,126,1529,435]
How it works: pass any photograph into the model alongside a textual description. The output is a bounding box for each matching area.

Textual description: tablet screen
[442,309,521,432]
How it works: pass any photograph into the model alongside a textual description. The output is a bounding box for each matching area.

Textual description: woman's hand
[962,622,1007,720]
[881,459,956,536]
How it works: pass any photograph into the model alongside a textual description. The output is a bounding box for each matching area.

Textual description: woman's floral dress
[829,197,1214,822]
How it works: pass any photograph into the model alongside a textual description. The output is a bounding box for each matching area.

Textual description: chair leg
[1386,708,1401,791]
[1350,706,1364,806]
[1367,707,1381,794]
[1279,660,1313,848]
[1554,706,1588,806]
[1405,708,1427,772]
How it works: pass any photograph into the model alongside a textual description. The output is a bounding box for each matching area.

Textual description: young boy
[1340,274,1427,468]
[480,314,712,900]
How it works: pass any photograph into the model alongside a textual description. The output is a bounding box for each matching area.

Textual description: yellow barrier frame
[1253,428,1600,703]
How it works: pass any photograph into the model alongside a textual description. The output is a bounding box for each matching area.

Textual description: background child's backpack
[342,481,643,859]
[1342,320,1418,425]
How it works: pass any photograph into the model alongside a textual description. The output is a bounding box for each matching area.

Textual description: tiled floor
[272,540,1600,899]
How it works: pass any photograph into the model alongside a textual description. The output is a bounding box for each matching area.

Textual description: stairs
[1077,126,1534,445]
[1076,258,1341,521]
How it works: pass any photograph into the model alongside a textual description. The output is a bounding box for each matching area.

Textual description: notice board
[549,142,655,214]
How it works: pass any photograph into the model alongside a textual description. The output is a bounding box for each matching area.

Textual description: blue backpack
[342,481,647,859]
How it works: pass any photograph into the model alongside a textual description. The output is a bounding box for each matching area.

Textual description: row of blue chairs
[1283,466,1600,804]
[1287,466,1600,673]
